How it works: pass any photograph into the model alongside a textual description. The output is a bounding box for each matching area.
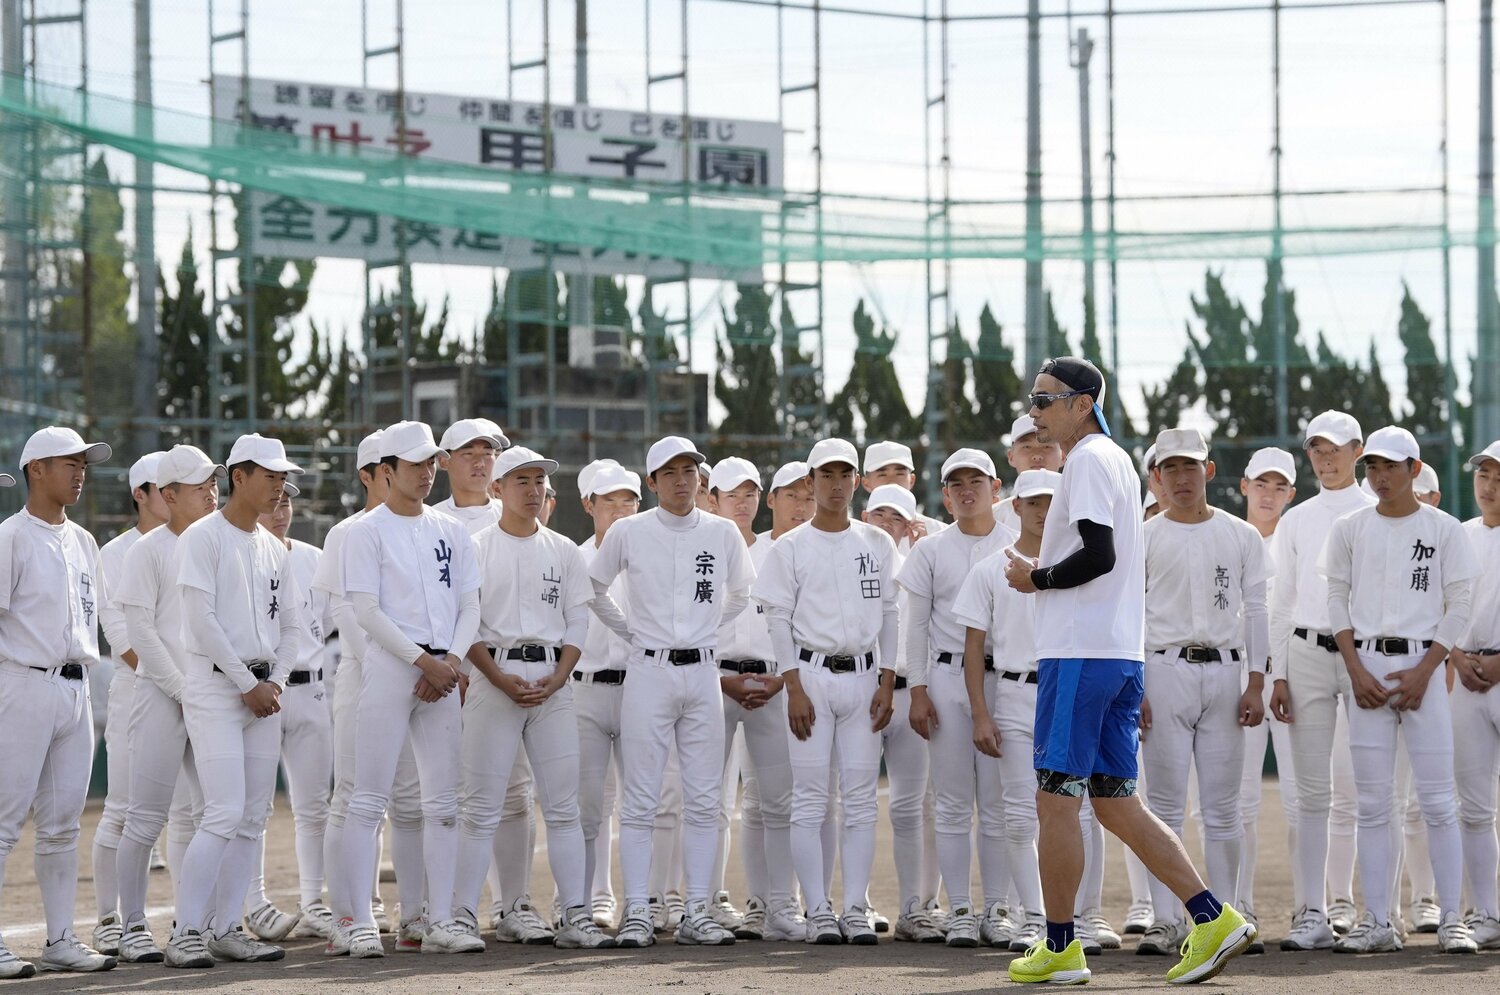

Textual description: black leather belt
[799,647,875,674]
[1000,670,1038,684]
[417,643,449,658]
[34,663,84,680]
[1356,637,1433,656]
[496,644,560,663]
[646,648,704,665]
[573,669,626,685]
[1474,648,1500,656]
[215,661,271,681]
[1294,628,1339,653]
[892,675,908,690]
[720,659,770,675]
[935,651,994,671]
[286,668,322,686]
[1172,646,1242,664]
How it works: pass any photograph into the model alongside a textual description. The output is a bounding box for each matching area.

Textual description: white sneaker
[396,912,431,953]
[1437,911,1478,954]
[1411,897,1441,934]
[118,918,164,963]
[711,891,744,932]
[1124,900,1154,935]
[1328,898,1357,936]
[676,902,736,946]
[665,893,686,931]
[494,899,556,945]
[894,901,945,943]
[762,900,805,942]
[945,906,980,948]
[648,894,668,933]
[1008,915,1045,953]
[348,924,385,959]
[1136,919,1188,956]
[246,902,300,942]
[488,899,505,933]
[614,905,656,948]
[0,934,35,979]
[1467,911,1500,950]
[292,902,336,939]
[1280,905,1335,951]
[591,896,616,930]
[980,904,1016,948]
[1084,908,1121,949]
[922,900,948,934]
[423,919,485,954]
[736,896,767,940]
[1074,913,1102,956]
[555,907,616,949]
[871,905,892,934]
[92,913,123,956]
[804,902,842,945]
[38,930,116,973]
[1333,912,1402,953]
[372,899,393,934]
[208,924,284,962]
[149,845,167,870]
[324,918,353,957]
[840,905,878,946]
[164,929,215,969]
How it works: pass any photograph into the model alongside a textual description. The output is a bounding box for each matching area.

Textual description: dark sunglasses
[1028,389,1088,410]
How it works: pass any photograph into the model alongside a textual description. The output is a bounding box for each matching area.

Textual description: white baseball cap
[1143,490,1159,513]
[698,461,713,481]
[283,481,301,498]
[809,439,860,471]
[493,446,558,480]
[867,483,917,520]
[1359,426,1419,464]
[709,457,761,494]
[941,448,997,481]
[1414,463,1440,496]
[356,430,385,469]
[578,458,623,498]
[1244,446,1296,484]
[379,421,444,463]
[227,433,304,475]
[1141,444,1158,474]
[544,476,555,497]
[156,445,226,488]
[20,426,111,471]
[439,418,507,454]
[130,451,167,491]
[1007,415,1039,446]
[863,440,914,473]
[590,465,642,498]
[1304,410,1363,447]
[645,436,706,476]
[770,461,810,491]
[1014,468,1063,499]
[1154,427,1210,464]
[1466,440,1500,470]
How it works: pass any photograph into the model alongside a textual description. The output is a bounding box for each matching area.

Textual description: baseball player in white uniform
[588,436,754,948]
[339,421,483,958]
[1268,411,1374,950]
[708,457,802,941]
[1451,439,1500,950]
[1235,446,1298,952]
[167,434,303,968]
[1322,426,1477,954]
[1136,428,1268,956]
[90,450,166,957]
[994,416,1063,533]
[899,449,1014,948]
[0,428,115,977]
[451,446,614,949]
[754,439,900,946]
[955,468,1061,955]
[113,445,223,964]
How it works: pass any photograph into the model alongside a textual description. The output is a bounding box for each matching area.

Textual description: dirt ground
[4,781,1499,994]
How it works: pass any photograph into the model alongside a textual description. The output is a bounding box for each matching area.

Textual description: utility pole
[567,0,594,366]
[1270,0,1288,442]
[134,0,159,453]
[1023,0,1044,376]
[1073,28,1096,362]
[1479,0,1497,447]
[1,0,25,420]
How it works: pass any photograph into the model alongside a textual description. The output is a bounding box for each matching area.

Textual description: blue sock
[1185,890,1223,925]
[1046,919,1075,953]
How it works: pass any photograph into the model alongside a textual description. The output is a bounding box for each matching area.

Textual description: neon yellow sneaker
[1167,904,1254,985]
[1008,939,1091,985]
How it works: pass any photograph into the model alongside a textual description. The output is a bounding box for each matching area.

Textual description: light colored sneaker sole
[1168,924,1253,986]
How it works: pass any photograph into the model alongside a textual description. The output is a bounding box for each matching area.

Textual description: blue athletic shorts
[1033,657,1144,781]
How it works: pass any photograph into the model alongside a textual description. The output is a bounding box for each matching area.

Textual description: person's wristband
[1031,566,1053,591]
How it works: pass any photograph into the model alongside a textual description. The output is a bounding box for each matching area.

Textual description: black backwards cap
[1039,356,1111,438]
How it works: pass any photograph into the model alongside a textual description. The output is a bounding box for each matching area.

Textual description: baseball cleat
[710,891,744,932]
[871,906,892,934]
[676,902,736,946]
[1085,908,1121,950]
[347,924,386,959]
[1437,912,1477,954]
[591,896,616,930]
[291,902,336,940]
[494,899,555,944]
[1009,916,1045,953]
[1466,912,1500,950]
[372,899,393,934]
[1073,914,1103,956]
[1332,912,1402,954]
[422,919,486,954]
[0,935,35,979]
[762,901,806,942]
[840,905,878,946]
[38,930,116,973]
[324,918,353,957]
[1137,919,1190,956]
[117,918,164,963]
[164,929,215,969]
[246,902,300,942]
[1124,900,1154,935]
[735,896,767,940]
[396,912,431,952]
[803,903,842,945]
[1280,905,1334,951]
[981,903,1017,948]
[895,901,945,943]
[664,894,686,932]
[208,924,284,962]
[1410,897,1441,934]
[92,913,123,956]
[1008,939,1090,985]
[945,906,980,948]
[1327,898,1357,937]
[1167,905,1253,984]
[555,908,616,949]
[1242,910,1265,954]
[614,905,656,948]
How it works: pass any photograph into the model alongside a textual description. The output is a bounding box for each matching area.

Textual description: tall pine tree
[714,284,780,438]
[971,303,1023,442]
[830,300,915,443]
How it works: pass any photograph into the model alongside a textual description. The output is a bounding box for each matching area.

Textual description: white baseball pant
[721,687,794,908]
[1453,678,1500,917]
[1395,753,1435,909]
[259,676,333,909]
[455,660,586,915]
[713,726,746,896]
[0,663,94,942]
[927,663,1009,912]
[166,761,202,907]
[117,676,199,925]
[881,686,933,914]
[593,764,617,907]
[92,664,135,922]
[993,674,1044,917]
[486,755,537,913]
[1285,634,1358,913]
[342,644,463,928]
[1239,674,1297,916]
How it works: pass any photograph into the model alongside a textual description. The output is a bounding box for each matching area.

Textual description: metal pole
[1105,0,1121,432]
[1023,0,1044,375]
[133,0,158,452]
[1270,0,1288,443]
[567,0,592,370]
[2,0,25,423]
[1074,28,1096,362]
[1440,0,1458,501]
[1478,0,1498,447]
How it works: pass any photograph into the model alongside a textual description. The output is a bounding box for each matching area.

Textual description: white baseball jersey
[474,523,591,651]
[1144,509,1269,663]
[117,525,190,701]
[432,496,502,536]
[343,504,481,652]
[953,544,1038,673]
[1462,517,1500,651]
[312,511,366,660]
[0,508,106,666]
[896,522,1014,686]
[175,511,300,691]
[286,538,329,672]
[588,507,754,652]
[716,535,776,664]
[1268,483,1373,678]
[99,526,148,659]
[1320,503,1478,646]
[576,536,631,674]
[1034,433,1146,662]
[752,520,901,667]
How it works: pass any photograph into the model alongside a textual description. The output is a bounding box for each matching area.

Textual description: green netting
[0,75,1490,268]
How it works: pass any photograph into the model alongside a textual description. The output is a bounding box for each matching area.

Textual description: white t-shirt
[1463,517,1500,651]
[117,524,190,698]
[475,523,592,652]
[1268,482,1373,678]
[176,511,295,685]
[1034,433,1146,662]
[432,496,503,536]
[0,508,105,668]
[577,536,632,674]
[717,533,776,664]
[953,544,1039,673]
[313,511,366,662]
[589,507,754,653]
[1144,509,1268,662]
[1320,503,1478,648]
[343,505,481,650]
[99,525,148,659]
[286,538,328,673]
[896,521,1014,686]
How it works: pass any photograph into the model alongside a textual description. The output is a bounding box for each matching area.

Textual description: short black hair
[226,460,256,495]
[380,455,400,472]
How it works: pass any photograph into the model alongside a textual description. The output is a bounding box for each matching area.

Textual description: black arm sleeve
[1031,519,1116,591]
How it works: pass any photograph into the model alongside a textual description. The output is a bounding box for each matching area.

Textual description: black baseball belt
[1355,637,1434,656]
[720,658,770,675]
[645,648,706,665]
[935,651,995,671]
[286,668,322,686]
[798,647,875,674]
[215,660,272,681]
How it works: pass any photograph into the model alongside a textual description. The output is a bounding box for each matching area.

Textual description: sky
[38,0,1492,431]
